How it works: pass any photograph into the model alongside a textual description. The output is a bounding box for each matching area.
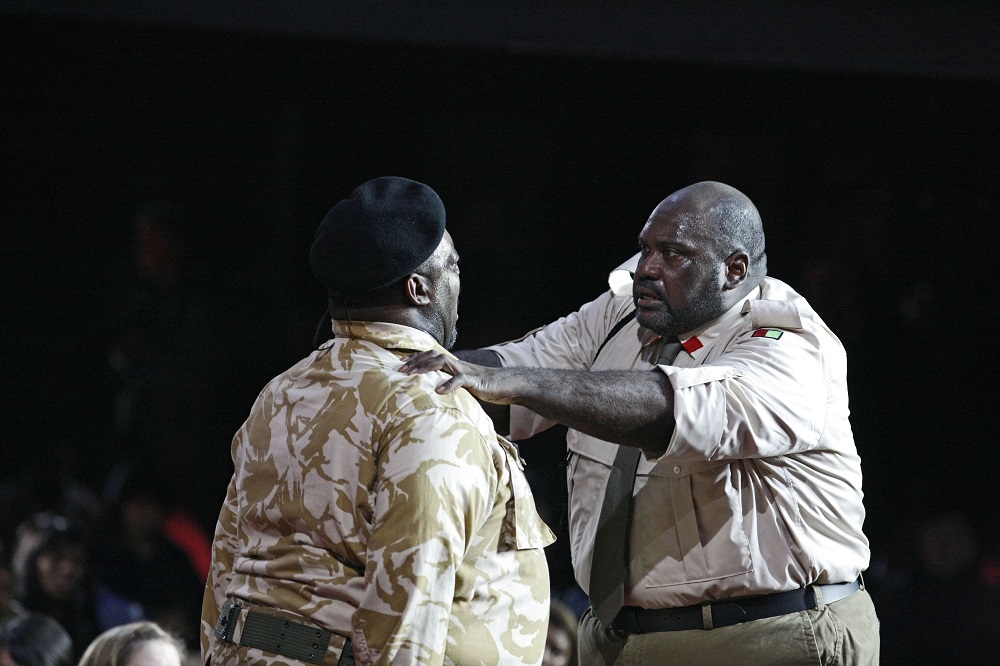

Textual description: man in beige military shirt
[402,182,880,665]
[201,176,555,665]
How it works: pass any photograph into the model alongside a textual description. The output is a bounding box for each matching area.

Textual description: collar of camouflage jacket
[330,319,450,356]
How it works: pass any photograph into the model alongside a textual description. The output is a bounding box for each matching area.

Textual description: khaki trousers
[579,588,879,665]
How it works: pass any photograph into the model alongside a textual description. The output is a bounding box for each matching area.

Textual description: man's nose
[635,255,659,280]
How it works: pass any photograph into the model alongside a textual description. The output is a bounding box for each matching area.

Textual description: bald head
[654,181,766,279]
[633,182,767,338]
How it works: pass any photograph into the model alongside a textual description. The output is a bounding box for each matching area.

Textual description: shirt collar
[328,320,447,355]
[673,289,760,358]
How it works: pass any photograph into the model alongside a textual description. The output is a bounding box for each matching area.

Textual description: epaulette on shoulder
[742,299,804,332]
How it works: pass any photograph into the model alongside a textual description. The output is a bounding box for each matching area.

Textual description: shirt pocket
[498,437,557,550]
[634,460,753,588]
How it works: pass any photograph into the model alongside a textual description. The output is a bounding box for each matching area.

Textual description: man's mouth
[633,285,663,308]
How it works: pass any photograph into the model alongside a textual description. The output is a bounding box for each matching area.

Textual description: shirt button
[673,465,682,474]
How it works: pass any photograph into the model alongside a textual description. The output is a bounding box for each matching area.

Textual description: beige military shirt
[202,321,555,665]
[489,255,869,609]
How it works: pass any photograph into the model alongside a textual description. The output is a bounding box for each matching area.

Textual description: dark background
[2,1,998,614]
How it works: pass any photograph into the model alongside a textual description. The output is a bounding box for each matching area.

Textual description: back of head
[310,176,447,296]
[0,613,73,666]
[308,176,451,346]
[77,621,183,666]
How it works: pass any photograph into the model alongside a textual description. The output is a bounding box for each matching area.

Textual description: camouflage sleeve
[352,406,494,666]
[200,468,239,660]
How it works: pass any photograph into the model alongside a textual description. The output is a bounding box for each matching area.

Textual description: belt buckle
[214,599,241,642]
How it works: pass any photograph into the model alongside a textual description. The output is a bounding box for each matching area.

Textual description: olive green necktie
[589,340,682,627]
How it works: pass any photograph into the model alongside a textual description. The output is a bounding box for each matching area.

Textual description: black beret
[310,176,446,293]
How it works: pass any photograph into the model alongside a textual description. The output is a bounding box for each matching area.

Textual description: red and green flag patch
[752,328,784,339]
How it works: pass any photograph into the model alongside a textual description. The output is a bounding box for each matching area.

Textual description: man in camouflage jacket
[201,177,555,665]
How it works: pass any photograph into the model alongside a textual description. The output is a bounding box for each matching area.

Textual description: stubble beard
[443,325,458,350]
[635,282,726,340]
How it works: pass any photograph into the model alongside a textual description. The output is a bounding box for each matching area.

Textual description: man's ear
[404,273,433,305]
[723,250,749,290]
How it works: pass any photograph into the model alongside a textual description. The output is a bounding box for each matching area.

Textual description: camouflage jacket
[201,321,555,665]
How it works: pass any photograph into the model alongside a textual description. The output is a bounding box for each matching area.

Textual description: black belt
[214,600,352,665]
[609,578,861,633]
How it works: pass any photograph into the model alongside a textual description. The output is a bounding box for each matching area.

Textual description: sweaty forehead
[642,206,714,244]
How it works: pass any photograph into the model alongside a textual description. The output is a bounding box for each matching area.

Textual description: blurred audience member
[0,613,73,666]
[0,563,24,625]
[878,512,1000,664]
[544,599,579,666]
[13,514,142,659]
[93,472,202,650]
[77,621,184,666]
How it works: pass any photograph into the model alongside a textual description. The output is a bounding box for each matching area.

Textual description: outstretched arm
[400,352,674,451]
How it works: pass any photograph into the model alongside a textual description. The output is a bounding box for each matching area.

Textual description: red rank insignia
[752,328,784,339]
[681,337,703,353]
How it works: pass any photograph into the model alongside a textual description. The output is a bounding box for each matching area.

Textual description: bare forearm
[498,367,674,451]
[400,352,675,450]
